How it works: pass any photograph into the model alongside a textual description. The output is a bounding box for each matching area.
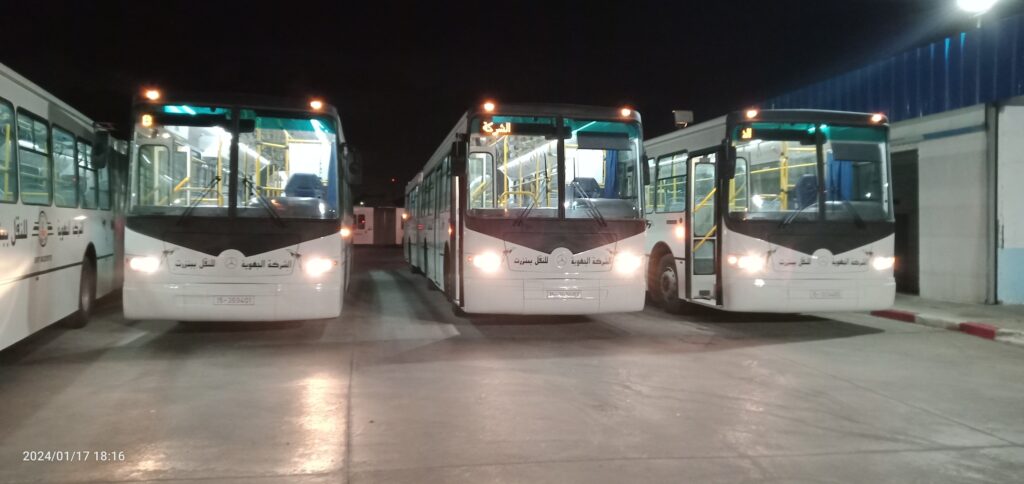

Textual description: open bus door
[687,153,718,305]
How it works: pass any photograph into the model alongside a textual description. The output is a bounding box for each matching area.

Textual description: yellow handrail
[498,190,535,204]
[173,176,190,192]
[693,225,718,252]
[693,187,716,213]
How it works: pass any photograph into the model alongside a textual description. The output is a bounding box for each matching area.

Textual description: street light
[957,0,999,14]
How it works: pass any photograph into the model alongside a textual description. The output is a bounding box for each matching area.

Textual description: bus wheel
[66,257,96,328]
[657,254,686,314]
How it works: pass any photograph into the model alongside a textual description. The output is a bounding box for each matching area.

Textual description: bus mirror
[450,140,467,174]
[93,132,111,169]
[345,146,364,185]
[722,145,737,177]
[642,157,652,186]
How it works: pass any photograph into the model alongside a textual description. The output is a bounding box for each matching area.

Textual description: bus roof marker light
[144,89,161,101]
[620,107,632,117]
[483,101,496,113]
[871,113,885,123]
[309,99,324,111]
[745,109,759,119]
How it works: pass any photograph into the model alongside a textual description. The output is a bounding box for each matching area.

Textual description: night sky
[4,0,1020,203]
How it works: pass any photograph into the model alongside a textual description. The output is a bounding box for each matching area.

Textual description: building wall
[917,131,989,303]
[998,105,1024,303]
[892,106,990,303]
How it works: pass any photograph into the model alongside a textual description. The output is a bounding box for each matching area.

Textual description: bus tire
[657,254,686,314]
[66,257,96,329]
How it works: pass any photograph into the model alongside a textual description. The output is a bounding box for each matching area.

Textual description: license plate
[810,290,841,299]
[214,296,255,305]
[547,290,582,300]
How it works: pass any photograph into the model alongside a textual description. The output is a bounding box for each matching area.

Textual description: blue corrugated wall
[767,14,1024,121]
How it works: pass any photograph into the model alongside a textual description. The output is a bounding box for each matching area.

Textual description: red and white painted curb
[870,309,1024,348]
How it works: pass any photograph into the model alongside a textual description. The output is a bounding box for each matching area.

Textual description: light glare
[144,89,161,101]
[471,252,502,273]
[872,256,895,271]
[304,257,334,277]
[614,252,643,275]
[957,0,999,14]
[129,256,160,273]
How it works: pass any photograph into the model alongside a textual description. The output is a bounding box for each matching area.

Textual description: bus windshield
[467,116,641,220]
[728,122,891,224]
[130,105,341,220]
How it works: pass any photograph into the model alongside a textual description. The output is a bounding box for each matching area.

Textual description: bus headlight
[304,257,335,277]
[728,254,766,273]
[872,256,895,271]
[471,252,502,273]
[128,256,160,273]
[614,251,643,275]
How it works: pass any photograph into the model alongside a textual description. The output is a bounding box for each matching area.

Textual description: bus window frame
[0,96,17,204]
[654,150,688,214]
[77,137,99,210]
[15,108,53,207]
[51,124,79,208]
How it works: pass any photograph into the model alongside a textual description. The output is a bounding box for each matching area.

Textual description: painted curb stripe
[959,322,999,340]
[870,309,916,323]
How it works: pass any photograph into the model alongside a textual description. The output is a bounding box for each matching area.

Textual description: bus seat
[284,173,324,198]
[796,174,817,208]
[571,177,601,198]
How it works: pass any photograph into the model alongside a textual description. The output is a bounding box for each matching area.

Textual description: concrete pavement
[1,247,1022,483]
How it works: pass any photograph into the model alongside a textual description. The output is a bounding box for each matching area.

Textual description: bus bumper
[123,281,342,321]
[721,277,896,313]
[461,276,646,315]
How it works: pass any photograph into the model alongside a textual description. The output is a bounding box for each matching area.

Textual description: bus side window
[0,99,16,203]
[52,126,78,208]
[77,140,99,209]
[655,152,687,213]
[644,158,655,213]
[17,110,52,206]
[729,157,749,212]
[98,162,111,210]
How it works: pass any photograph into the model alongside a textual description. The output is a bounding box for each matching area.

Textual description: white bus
[123,92,356,321]
[405,102,647,315]
[644,109,896,313]
[1,62,125,351]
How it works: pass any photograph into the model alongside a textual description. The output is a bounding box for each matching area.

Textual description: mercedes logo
[37,211,49,247]
[224,257,238,269]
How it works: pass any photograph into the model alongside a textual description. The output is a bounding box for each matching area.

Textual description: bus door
[687,153,718,304]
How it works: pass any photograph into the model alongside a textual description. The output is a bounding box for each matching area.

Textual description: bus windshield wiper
[570,180,607,227]
[242,176,285,227]
[176,175,220,225]
[838,199,866,229]
[778,202,817,229]
[513,180,546,227]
